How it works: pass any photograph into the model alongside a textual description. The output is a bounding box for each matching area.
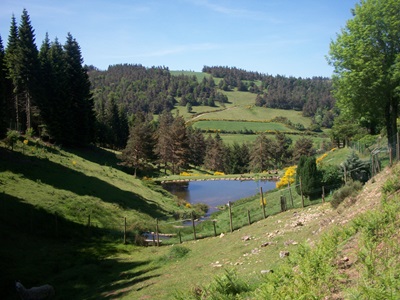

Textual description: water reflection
[162,179,276,213]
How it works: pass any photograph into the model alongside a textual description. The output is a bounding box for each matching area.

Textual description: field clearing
[215,133,330,146]
[192,120,293,132]
[191,106,311,126]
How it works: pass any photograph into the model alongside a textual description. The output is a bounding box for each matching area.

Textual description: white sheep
[15,281,55,300]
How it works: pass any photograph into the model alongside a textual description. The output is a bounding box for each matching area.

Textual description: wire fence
[2,133,397,245]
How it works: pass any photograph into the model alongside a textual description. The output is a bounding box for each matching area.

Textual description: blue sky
[0,0,358,78]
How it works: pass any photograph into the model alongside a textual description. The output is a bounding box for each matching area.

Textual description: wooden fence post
[156,218,160,246]
[228,201,233,233]
[280,196,287,212]
[397,132,400,161]
[322,186,325,203]
[260,187,266,219]
[123,217,127,244]
[247,209,251,225]
[213,220,217,237]
[191,212,196,240]
[288,182,294,208]
[300,176,304,208]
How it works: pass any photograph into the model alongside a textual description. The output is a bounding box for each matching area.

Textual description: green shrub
[331,180,363,208]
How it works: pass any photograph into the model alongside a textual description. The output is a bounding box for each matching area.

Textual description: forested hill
[89,64,335,121]
[88,64,336,151]
[202,65,336,119]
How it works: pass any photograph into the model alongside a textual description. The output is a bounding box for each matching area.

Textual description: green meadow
[192,120,293,132]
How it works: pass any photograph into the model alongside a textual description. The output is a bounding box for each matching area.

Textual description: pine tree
[249,133,273,172]
[0,36,8,137]
[169,115,189,174]
[4,15,21,131]
[17,9,40,131]
[187,126,206,167]
[120,112,154,177]
[204,134,225,172]
[154,110,174,174]
[63,33,95,145]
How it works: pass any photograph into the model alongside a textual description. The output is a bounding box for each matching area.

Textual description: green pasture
[211,133,330,146]
[190,105,312,127]
[192,120,293,133]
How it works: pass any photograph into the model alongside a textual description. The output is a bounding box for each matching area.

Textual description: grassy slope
[2,138,383,299]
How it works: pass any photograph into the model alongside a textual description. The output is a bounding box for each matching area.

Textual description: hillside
[1,136,399,299]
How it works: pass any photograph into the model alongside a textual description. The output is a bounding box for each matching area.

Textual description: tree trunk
[386,96,398,154]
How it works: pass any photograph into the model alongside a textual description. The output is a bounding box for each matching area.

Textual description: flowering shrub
[316,153,328,165]
[214,171,225,176]
[276,165,296,188]
[185,203,192,208]
[180,172,192,176]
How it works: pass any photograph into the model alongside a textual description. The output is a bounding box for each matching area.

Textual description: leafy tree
[328,0,400,151]
[330,115,364,147]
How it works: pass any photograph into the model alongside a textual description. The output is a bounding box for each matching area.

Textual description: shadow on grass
[0,147,168,218]
[0,193,160,300]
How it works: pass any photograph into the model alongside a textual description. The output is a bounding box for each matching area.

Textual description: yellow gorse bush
[276,165,296,189]
[214,171,225,176]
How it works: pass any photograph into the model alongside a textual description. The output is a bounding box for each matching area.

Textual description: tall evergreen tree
[0,36,8,137]
[63,33,95,145]
[187,126,206,167]
[296,156,321,199]
[169,115,189,174]
[17,9,40,131]
[120,112,154,177]
[154,110,174,174]
[249,133,273,172]
[4,15,21,131]
[204,134,225,172]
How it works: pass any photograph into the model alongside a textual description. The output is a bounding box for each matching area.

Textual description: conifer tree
[187,126,206,167]
[169,115,189,174]
[154,110,174,173]
[0,36,8,137]
[63,33,95,145]
[204,134,225,172]
[17,9,40,131]
[249,133,273,172]
[120,112,154,177]
[296,156,321,199]
[4,15,21,130]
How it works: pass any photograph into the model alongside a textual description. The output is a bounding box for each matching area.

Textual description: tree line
[119,110,324,176]
[0,9,94,146]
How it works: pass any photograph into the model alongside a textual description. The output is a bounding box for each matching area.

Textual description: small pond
[162,179,277,214]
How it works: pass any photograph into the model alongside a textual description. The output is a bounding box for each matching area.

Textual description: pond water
[162,179,277,214]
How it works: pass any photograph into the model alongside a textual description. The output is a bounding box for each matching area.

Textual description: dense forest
[0,10,94,146]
